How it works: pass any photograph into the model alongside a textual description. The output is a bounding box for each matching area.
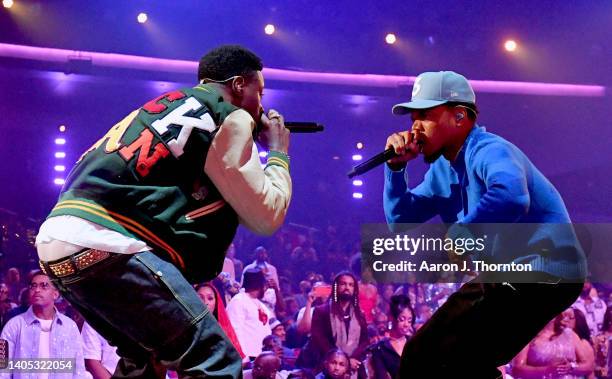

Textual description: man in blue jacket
[383,71,586,378]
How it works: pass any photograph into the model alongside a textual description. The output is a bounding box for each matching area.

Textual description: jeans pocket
[135,251,208,322]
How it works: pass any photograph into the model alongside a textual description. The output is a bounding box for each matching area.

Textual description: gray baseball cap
[392,71,476,115]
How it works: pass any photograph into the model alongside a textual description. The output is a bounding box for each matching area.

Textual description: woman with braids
[297,272,368,373]
[195,282,246,360]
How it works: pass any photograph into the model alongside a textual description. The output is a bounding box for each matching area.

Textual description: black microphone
[284,122,324,133]
[347,148,397,178]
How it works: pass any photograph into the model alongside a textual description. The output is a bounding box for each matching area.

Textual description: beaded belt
[40,249,112,278]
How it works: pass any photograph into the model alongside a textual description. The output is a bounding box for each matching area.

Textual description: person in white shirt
[573,281,607,336]
[243,246,279,288]
[227,268,273,359]
[81,321,120,379]
[0,272,87,379]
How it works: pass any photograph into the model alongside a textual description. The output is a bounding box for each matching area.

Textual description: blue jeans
[46,251,242,379]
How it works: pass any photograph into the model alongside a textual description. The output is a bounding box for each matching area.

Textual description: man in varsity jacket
[36,45,291,378]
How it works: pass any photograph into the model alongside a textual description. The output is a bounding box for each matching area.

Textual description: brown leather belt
[40,249,112,278]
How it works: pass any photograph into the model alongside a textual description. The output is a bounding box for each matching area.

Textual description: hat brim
[392,99,448,115]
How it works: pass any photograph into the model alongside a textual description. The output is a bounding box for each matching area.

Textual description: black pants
[398,273,583,379]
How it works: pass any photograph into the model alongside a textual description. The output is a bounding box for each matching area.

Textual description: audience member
[195,282,245,359]
[369,295,414,379]
[512,318,594,378]
[243,351,282,379]
[82,321,120,379]
[593,307,612,378]
[0,271,87,378]
[315,349,350,379]
[227,268,273,360]
[573,281,606,337]
[299,272,368,372]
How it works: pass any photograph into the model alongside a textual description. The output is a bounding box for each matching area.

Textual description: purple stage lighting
[352,193,363,199]
[0,43,605,97]
[352,180,363,186]
[352,154,363,161]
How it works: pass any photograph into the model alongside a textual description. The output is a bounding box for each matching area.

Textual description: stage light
[55,138,66,145]
[54,165,66,172]
[352,154,363,161]
[352,192,363,199]
[137,13,148,24]
[264,24,275,35]
[352,180,363,186]
[59,125,66,132]
[385,33,397,45]
[504,40,517,52]
[356,142,364,149]
[2,0,13,9]
[259,151,268,158]
[55,152,66,158]
[54,178,65,185]
[332,156,340,160]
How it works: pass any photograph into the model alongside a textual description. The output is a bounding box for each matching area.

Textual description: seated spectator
[226,243,244,280]
[573,281,606,336]
[373,311,389,338]
[414,302,433,325]
[357,268,378,325]
[82,320,120,379]
[366,325,381,346]
[295,281,313,309]
[0,283,17,327]
[243,351,282,379]
[263,334,296,370]
[2,287,28,329]
[593,307,612,378]
[283,296,299,320]
[243,246,279,288]
[315,349,350,379]
[271,318,287,344]
[559,307,595,348]
[0,271,87,377]
[195,282,245,359]
[512,317,594,378]
[227,268,273,360]
[369,295,414,379]
[5,267,22,302]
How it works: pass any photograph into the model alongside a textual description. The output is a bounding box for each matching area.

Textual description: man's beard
[338,293,353,302]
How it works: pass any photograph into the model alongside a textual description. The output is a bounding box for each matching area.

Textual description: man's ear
[231,76,246,97]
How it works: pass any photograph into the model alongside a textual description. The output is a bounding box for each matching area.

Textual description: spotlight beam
[0,43,605,97]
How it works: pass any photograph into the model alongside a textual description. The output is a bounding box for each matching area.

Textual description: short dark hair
[323,348,350,364]
[29,270,48,284]
[446,101,478,121]
[198,45,263,82]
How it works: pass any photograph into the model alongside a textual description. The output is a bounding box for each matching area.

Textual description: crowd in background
[0,215,609,378]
